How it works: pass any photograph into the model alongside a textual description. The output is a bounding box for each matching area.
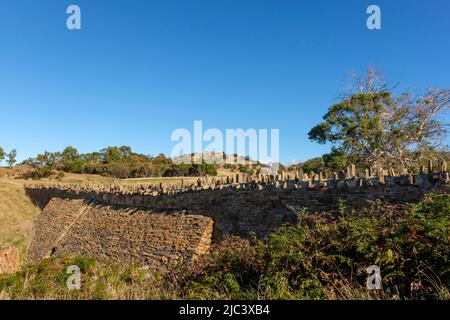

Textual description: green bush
[1,193,448,300]
[184,192,450,300]
[63,159,86,174]
[238,165,254,176]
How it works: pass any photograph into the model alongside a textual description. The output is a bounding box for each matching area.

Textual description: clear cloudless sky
[0,0,449,163]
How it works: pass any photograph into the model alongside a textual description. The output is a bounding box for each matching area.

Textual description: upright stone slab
[440,160,447,173]
[351,164,356,178]
[319,172,324,181]
[389,168,396,177]
[28,198,91,264]
[428,160,433,174]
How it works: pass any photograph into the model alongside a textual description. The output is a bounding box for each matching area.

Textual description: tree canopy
[6,149,17,168]
[21,146,218,179]
[0,147,4,163]
[308,68,449,170]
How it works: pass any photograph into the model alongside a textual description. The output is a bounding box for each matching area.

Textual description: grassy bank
[0,179,40,255]
[0,192,448,300]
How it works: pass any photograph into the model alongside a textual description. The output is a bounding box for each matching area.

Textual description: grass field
[28,175,201,186]
[0,179,40,256]
[120,177,201,185]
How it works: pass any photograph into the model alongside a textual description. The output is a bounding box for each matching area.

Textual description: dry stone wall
[25,165,449,268]
[28,198,91,263]
[26,172,448,239]
[28,198,213,270]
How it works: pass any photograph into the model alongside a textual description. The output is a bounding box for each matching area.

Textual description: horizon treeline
[0,147,17,168]
[10,144,450,180]
[19,146,218,179]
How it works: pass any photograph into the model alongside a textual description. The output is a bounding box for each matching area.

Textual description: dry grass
[0,178,40,256]
[9,169,226,186]
[0,256,183,300]
[120,176,201,185]
[2,165,238,187]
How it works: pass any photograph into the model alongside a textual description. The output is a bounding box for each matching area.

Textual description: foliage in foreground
[185,192,450,300]
[0,193,448,300]
[0,256,180,300]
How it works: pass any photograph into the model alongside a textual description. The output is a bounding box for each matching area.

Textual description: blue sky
[1,0,449,163]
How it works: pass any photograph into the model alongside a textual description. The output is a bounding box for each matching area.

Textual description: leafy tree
[0,147,4,164]
[82,152,100,163]
[119,146,132,159]
[25,151,60,178]
[152,153,172,165]
[20,145,224,179]
[202,162,218,176]
[6,149,17,168]
[35,151,60,168]
[164,164,190,177]
[322,147,349,172]
[308,68,450,169]
[61,146,79,161]
[64,159,86,174]
[100,147,123,163]
[101,162,131,178]
[301,157,325,174]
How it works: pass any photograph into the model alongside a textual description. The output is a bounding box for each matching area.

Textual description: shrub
[184,192,450,300]
[183,239,265,299]
[0,256,177,300]
[1,193,448,300]
[63,159,86,174]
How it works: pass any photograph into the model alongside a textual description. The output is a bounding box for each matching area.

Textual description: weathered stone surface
[26,173,447,240]
[25,171,448,270]
[28,199,213,271]
[28,198,90,264]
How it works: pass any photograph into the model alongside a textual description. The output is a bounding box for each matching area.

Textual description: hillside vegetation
[20,147,233,179]
[0,179,39,255]
[1,191,448,300]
